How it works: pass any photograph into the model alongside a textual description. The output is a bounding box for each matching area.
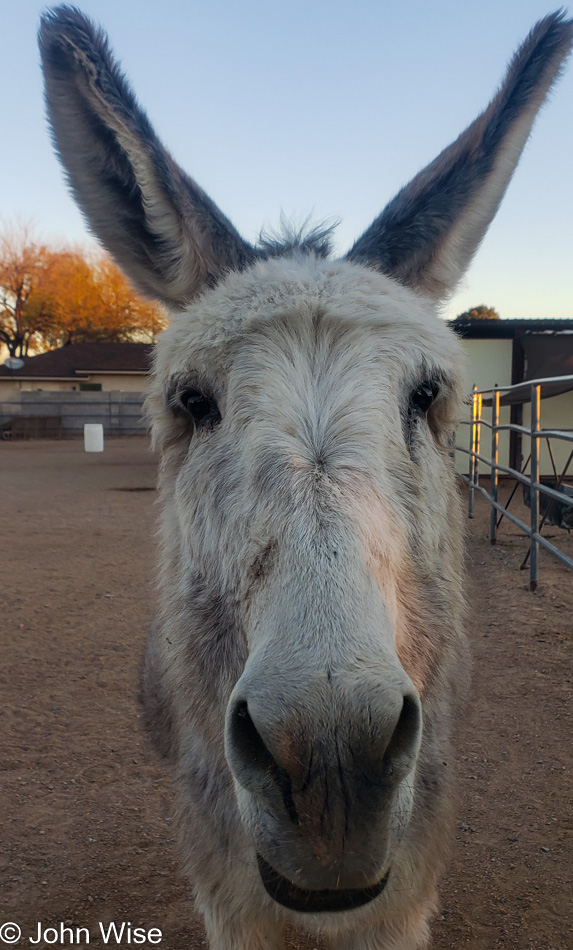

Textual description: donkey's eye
[409,380,439,418]
[177,388,221,429]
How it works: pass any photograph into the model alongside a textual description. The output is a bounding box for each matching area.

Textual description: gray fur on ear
[346,12,573,300]
[39,6,255,308]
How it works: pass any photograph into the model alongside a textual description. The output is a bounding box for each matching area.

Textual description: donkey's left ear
[346,13,573,300]
[39,6,255,309]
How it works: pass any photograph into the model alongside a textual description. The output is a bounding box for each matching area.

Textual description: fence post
[469,385,477,518]
[490,386,500,544]
[469,386,482,519]
[530,384,541,591]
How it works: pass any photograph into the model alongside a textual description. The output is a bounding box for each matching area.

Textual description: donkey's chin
[257,854,390,914]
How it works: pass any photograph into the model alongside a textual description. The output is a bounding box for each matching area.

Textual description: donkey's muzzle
[225,672,422,891]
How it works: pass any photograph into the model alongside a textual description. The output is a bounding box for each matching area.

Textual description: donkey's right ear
[39,6,255,309]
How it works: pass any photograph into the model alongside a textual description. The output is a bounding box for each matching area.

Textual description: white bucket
[84,423,104,452]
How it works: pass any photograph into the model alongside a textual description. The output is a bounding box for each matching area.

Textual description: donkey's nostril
[382,694,422,781]
[227,699,300,824]
[229,700,276,774]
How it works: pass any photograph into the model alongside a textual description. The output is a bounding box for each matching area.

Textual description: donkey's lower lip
[257,854,389,913]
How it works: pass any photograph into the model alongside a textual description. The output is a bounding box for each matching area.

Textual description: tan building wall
[80,374,149,392]
[455,337,573,477]
[0,374,148,394]
[459,338,513,395]
[0,380,76,393]
[455,338,513,474]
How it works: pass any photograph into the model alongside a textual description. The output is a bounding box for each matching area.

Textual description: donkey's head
[40,7,572,917]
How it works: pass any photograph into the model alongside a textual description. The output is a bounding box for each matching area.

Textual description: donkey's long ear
[346,13,573,300]
[39,6,255,308]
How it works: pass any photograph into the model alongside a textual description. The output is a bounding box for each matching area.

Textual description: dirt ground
[1,439,571,949]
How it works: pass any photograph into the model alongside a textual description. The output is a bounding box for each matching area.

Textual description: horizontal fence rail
[0,391,147,439]
[456,375,573,591]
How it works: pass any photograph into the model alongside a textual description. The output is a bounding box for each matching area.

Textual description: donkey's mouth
[257,854,389,914]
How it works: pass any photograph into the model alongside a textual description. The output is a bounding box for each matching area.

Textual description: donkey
[40,8,572,949]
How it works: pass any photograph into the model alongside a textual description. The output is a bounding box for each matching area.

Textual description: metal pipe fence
[0,391,147,439]
[456,375,573,590]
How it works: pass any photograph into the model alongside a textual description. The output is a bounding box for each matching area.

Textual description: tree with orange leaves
[0,224,56,357]
[0,222,166,359]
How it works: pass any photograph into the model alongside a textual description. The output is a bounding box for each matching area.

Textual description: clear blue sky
[2,0,572,320]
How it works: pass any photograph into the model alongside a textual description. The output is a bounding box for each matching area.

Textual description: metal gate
[456,375,573,590]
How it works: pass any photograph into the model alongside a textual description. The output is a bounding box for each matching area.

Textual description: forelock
[256,220,337,259]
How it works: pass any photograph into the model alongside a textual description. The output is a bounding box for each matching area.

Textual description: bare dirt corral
[1,439,571,949]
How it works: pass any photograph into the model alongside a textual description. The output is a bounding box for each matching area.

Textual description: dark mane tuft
[256,219,338,259]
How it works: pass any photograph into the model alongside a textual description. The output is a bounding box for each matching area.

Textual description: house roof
[0,342,154,379]
[450,318,573,339]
